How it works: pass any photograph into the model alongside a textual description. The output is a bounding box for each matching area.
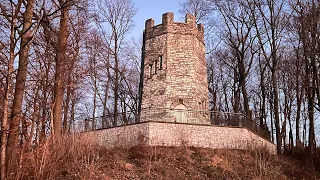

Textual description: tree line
[0,0,139,178]
[180,0,320,156]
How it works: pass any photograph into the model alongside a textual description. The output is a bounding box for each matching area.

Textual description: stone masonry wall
[148,122,276,154]
[88,122,276,154]
[85,123,149,148]
[141,12,209,124]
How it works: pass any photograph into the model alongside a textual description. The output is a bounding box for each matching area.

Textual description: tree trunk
[307,82,316,156]
[232,69,240,113]
[6,0,36,173]
[260,69,266,126]
[0,1,22,176]
[295,47,303,148]
[269,98,274,143]
[238,61,249,116]
[113,37,119,127]
[52,1,69,138]
[92,79,97,130]
[27,87,40,148]
[40,59,51,143]
[102,80,110,128]
[302,104,307,146]
[288,100,293,151]
[63,76,71,134]
[309,29,317,156]
[69,93,76,133]
[272,69,282,154]
[296,89,303,147]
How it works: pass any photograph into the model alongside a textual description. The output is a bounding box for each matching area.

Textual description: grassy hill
[92,146,318,180]
[15,136,319,179]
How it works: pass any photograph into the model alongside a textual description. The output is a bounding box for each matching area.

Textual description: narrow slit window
[149,64,153,78]
[159,55,163,70]
[154,60,158,74]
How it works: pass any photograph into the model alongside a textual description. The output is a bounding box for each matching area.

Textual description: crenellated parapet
[144,12,204,43]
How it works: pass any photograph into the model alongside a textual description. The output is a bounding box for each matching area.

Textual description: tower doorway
[173,104,187,123]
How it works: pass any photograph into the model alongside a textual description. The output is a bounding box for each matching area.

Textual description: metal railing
[83,108,271,141]
[84,111,137,130]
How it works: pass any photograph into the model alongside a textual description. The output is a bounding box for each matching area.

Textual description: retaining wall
[86,121,276,154]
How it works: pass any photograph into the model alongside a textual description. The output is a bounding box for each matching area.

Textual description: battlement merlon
[162,12,174,26]
[185,14,195,25]
[145,18,154,33]
[144,12,204,33]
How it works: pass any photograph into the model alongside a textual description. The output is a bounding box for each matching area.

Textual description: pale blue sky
[130,0,182,38]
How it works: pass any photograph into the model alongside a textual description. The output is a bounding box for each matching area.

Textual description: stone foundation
[86,121,276,154]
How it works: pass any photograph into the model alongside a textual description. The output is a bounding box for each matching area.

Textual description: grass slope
[16,137,319,179]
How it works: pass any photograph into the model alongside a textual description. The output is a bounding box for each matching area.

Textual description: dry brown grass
[10,135,320,179]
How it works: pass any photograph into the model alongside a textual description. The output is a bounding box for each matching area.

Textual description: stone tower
[139,12,209,124]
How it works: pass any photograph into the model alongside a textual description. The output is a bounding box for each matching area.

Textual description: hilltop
[16,137,319,179]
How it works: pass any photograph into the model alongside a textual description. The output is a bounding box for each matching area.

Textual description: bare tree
[63,6,89,132]
[52,0,71,137]
[249,0,289,154]
[6,0,38,174]
[86,30,102,130]
[293,0,319,156]
[179,0,212,23]
[97,0,136,126]
[0,1,23,178]
[213,0,257,116]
